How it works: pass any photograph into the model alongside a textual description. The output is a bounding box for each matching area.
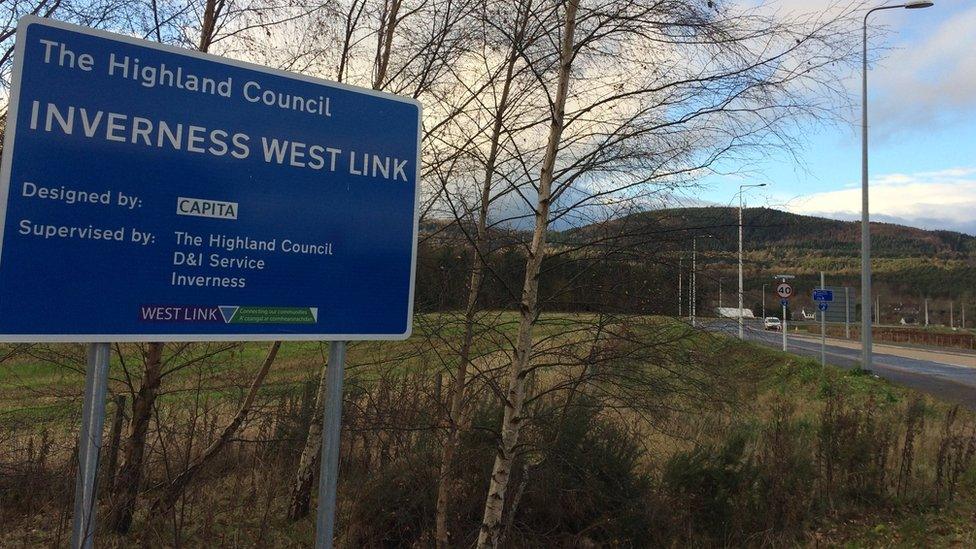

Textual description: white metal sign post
[72,343,111,548]
[0,17,420,548]
[821,280,826,368]
[774,275,795,352]
[316,341,348,549]
[812,286,835,368]
[814,272,830,367]
[782,298,788,351]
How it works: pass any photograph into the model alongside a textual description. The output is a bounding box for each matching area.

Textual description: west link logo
[139,305,221,322]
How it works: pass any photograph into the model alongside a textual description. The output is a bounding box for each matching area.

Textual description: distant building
[715,307,755,319]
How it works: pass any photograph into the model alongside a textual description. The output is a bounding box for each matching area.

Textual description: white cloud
[870,1,976,134]
[785,167,976,234]
[746,0,976,135]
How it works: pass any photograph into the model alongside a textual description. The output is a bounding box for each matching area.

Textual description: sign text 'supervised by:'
[0,17,421,341]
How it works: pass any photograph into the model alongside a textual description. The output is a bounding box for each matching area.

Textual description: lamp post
[762,283,767,319]
[738,183,766,339]
[861,0,934,369]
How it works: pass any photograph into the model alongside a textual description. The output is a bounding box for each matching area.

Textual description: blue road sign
[818,302,828,311]
[780,298,789,307]
[812,289,834,302]
[0,17,421,341]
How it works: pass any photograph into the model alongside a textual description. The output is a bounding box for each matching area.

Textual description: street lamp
[861,1,933,369]
[738,183,766,339]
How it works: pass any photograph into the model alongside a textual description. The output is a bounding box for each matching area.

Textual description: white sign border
[0,15,421,343]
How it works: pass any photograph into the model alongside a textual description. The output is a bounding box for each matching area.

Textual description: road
[717,319,976,408]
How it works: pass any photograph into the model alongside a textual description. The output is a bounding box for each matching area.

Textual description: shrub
[662,427,758,542]
[817,388,896,505]
[342,446,440,547]
[514,402,654,546]
[750,400,817,536]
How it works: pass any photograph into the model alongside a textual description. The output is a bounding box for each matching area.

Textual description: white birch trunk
[287,358,330,520]
[476,1,579,546]
[434,6,532,545]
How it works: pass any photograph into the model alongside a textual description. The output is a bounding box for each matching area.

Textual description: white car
[763,317,782,331]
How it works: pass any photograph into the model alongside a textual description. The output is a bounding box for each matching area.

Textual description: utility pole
[677,256,682,318]
[762,283,767,319]
[690,235,713,327]
[925,298,929,326]
[845,286,851,339]
[950,301,954,328]
[692,238,697,327]
[738,183,765,340]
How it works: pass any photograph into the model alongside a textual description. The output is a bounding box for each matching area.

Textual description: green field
[2,314,976,546]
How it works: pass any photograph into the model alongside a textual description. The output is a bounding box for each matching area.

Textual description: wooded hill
[565,207,976,322]
[559,207,976,259]
[417,207,976,323]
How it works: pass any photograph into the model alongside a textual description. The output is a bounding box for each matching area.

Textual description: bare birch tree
[471,1,864,546]
[477,1,578,543]
[284,0,480,520]
[104,0,317,532]
[427,0,555,545]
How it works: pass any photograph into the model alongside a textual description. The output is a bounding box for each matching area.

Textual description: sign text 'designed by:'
[0,17,421,341]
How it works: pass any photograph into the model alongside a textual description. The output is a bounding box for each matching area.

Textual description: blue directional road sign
[818,302,828,312]
[0,17,421,341]
[780,298,789,307]
[812,289,834,302]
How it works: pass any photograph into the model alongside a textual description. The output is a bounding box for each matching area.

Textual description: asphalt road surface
[716,319,976,408]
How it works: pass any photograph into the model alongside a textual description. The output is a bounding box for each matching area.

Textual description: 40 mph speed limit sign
[776,283,794,299]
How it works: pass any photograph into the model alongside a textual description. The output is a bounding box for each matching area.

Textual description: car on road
[763,317,781,331]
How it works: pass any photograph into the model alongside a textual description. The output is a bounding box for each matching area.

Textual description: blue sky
[696,0,976,234]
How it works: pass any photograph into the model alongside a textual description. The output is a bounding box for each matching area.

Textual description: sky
[696,0,976,235]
